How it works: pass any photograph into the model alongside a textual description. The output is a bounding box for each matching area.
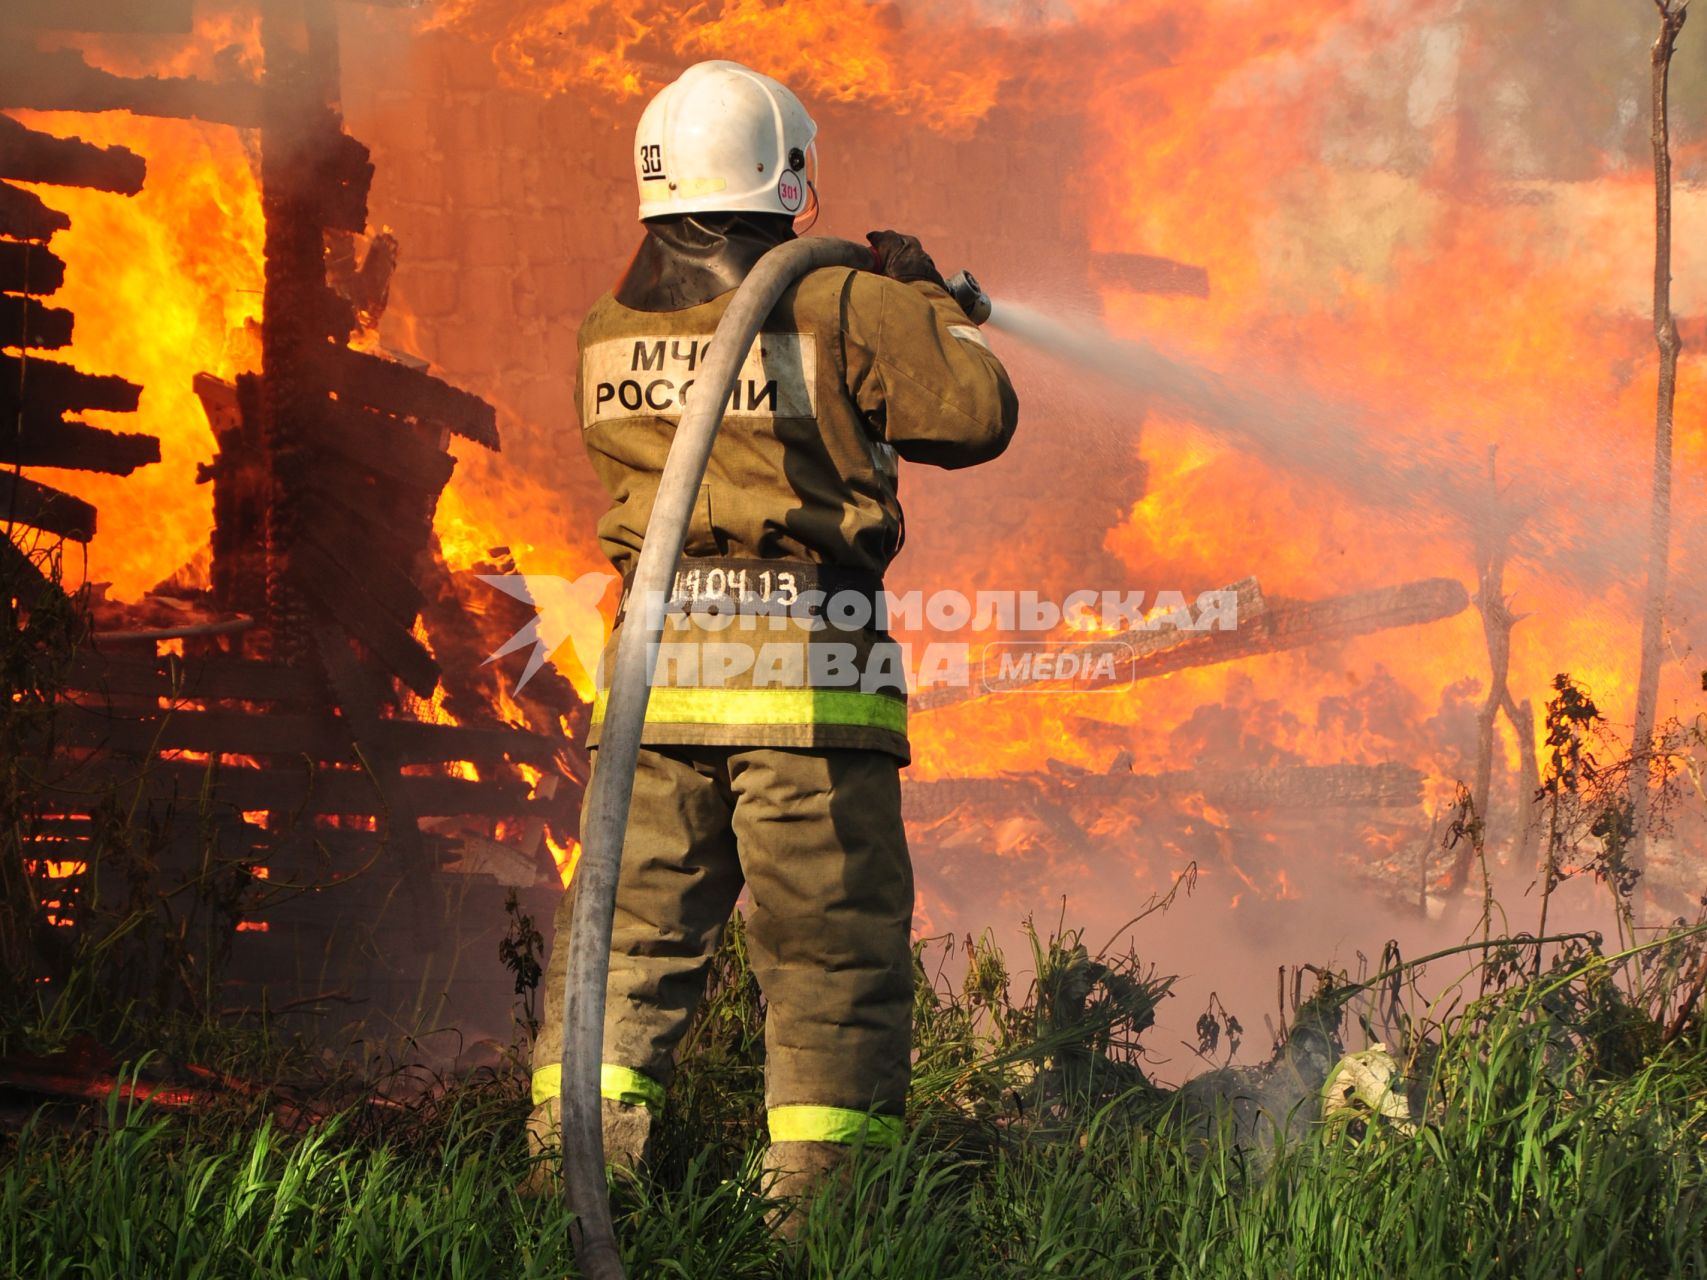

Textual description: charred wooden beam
[319,346,500,450]
[292,534,425,630]
[0,412,159,475]
[258,57,322,655]
[0,240,67,295]
[1123,578,1469,681]
[0,114,144,194]
[904,761,1426,826]
[65,652,325,706]
[296,492,429,588]
[914,578,1469,713]
[0,294,73,349]
[299,281,360,347]
[193,373,243,438]
[0,472,96,540]
[310,131,375,235]
[0,355,141,415]
[0,181,71,242]
[300,399,457,492]
[1165,761,1424,808]
[292,545,439,697]
[295,446,436,559]
[0,48,266,128]
[257,8,371,656]
[327,230,397,332]
[2,0,194,32]
[1118,578,1270,657]
[914,577,1266,712]
[96,616,254,644]
[194,374,271,620]
[297,586,438,698]
[310,611,439,949]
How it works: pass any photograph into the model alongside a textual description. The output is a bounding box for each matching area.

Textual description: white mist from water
[986,296,1472,530]
[984,297,1656,590]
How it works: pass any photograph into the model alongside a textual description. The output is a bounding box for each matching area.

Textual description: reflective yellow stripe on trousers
[590,686,906,735]
[767,1105,903,1147]
[531,1063,666,1113]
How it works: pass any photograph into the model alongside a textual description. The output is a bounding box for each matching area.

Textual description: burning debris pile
[3,2,584,1033]
[898,548,1479,925]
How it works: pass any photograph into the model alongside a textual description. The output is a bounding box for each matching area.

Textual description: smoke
[921,826,1667,1087]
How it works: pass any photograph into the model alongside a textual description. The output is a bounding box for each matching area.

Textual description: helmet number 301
[776,170,804,212]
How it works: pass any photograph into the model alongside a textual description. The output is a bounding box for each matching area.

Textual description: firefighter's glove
[866,230,947,289]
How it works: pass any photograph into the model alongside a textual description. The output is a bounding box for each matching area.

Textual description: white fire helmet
[633,60,819,223]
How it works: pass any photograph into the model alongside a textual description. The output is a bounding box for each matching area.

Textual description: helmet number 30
[640,143,664,178]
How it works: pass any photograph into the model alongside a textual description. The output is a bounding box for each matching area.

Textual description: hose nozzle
[944,269,992,326]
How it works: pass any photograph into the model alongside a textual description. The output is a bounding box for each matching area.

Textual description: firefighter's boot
[518,1095,654,1198]
[761,1140,853,1237]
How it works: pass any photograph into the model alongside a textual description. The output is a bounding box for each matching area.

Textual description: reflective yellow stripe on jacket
[591,686,906,736]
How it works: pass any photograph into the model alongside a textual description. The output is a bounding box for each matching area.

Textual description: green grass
[5,926,1707,1279]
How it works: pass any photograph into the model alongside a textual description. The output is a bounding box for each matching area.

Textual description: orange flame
[10,108,263,601]
[546,834,581,887]
[426,0,1011,133]
[897,0,1705,794]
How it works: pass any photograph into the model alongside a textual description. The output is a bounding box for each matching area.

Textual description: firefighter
[529,59,1019,1213]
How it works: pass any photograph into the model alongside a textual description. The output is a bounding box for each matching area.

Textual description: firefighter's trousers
[532,744,914,1148]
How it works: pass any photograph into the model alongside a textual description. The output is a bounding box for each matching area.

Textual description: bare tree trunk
[1630,0,1689,877]
[1454,448,1522,896]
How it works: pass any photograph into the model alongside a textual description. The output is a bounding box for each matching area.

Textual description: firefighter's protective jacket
[578,264,1019,760]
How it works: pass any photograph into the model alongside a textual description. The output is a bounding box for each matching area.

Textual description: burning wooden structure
[4,2,583,1035]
